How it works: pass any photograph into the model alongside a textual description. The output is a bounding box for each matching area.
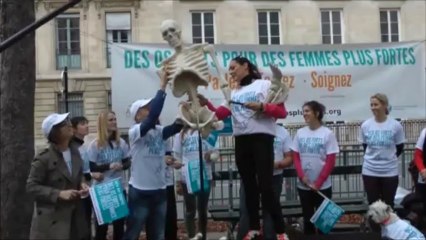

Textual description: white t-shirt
[415,128,426,184]
[173,130,216,184]
[128,124,167,190]
[359,117,406,177]
[78,144,90,174]
[62,148,72,175]
[273,125,292,176]
[382,219,425,240]
[88,138,130,188]
[165,138,174,187]
[291,126,340,190]
[229,80,276,136]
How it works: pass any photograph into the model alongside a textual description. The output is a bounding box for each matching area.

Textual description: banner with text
[111,41,425,128]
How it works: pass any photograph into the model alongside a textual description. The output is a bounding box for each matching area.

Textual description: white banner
[111,41,425,128]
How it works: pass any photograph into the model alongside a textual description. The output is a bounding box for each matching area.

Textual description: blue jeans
[122,185,167,240]
[237,174,284,240]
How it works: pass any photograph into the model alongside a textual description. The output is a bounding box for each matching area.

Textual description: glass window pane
[380,23,389,35]
[332,11,340,22]
[192,25,201,38]
[71,42,80,54]
[321,11,330,23]
[205,25,214,38]
[381,34,389,42]
[192,37,202,44]
[58,42,68,54]
[57,29,67,41]
[390,11,398,22]
[204,12,213,24]
[192,13,201,25]
[322,35,331,44]
[333,23,341,34]
[270,24,279,36]
[391,23,398,34]
[391,34,399,42]
[70,17,79,28]
[259,36,268,44]
[380,11,388,23]
[271,37,280,45]
[70,29,79,41]
[120,31,129,42]
[112,31,119,42]
[258,12,267,24]
[205,37,214,44]
[57,18,67,28]
[258,24,267,36]
[270,12,279,24]
[322,23,330,35]
[333,35,341,44]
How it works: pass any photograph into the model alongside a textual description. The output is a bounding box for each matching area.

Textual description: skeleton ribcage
[165,46,210,84]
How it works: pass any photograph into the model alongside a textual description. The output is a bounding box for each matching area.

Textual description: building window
[321,10,343,44]
[380,9,400,42]
[191,11,215,44]
[106,12,131,68]
[57,92,84,117]
[257,11,281,45]
[56,14,81,70]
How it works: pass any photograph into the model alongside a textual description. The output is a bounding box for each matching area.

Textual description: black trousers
[94,191,126,240]
[362,175,399,208]
[235,133,285,234]
[82,196,93,239]
[297,187,332,235]
[146,185,178,240]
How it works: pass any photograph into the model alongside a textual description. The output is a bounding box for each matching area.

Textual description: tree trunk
[0,0,35,238]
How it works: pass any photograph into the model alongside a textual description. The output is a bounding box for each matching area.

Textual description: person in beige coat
[27,112,90,240]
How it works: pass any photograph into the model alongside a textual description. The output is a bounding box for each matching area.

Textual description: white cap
[41,112,70,138]
[129,98,152,121]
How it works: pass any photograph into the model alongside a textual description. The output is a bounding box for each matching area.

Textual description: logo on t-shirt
[143,134,164,155]
[182,136,209,153]
[365,130,393,147]
[231,91,257,128]
[299,137,325,154]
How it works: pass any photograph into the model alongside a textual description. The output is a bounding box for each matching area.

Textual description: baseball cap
[41,112,70,138]
[129,98,152,121]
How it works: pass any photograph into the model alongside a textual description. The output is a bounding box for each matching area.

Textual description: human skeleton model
[160,19,228,137]
[160,19,289,136]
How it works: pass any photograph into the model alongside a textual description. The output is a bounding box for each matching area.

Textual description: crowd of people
[26,56,426,240]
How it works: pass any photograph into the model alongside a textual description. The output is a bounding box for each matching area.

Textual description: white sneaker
[218,236,227,240]
[190,232,203,240]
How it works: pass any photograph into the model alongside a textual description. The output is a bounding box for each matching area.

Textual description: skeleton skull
[160,19,182,49]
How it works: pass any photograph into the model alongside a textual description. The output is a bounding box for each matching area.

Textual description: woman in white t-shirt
[88,111,131,240]
[291,101,340,235]
[202,56,289,240]
[359,93,405,208]
[413,128,426,203]
[173,126,218,240]
[237,124,293,239]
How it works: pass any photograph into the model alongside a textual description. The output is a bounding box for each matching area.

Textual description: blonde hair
[371,93,389,115]
[97,110,120,148]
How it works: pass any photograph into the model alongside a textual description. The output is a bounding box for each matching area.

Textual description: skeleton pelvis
[178,104,216,129]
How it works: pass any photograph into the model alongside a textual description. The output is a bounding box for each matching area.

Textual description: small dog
[367,200,425,240]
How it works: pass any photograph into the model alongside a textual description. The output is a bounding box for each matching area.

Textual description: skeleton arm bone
[203,45,231,102]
